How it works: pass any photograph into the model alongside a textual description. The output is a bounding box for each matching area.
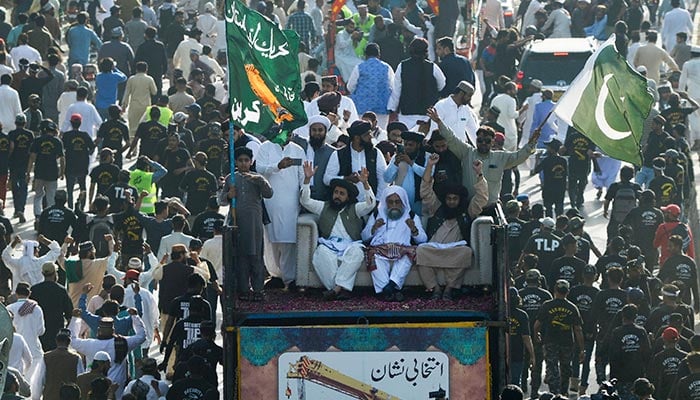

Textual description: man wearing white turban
[292,115,336,201]
[1,235,62,290]
[361,185,427,301]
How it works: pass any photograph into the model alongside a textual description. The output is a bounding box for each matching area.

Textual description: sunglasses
[477,137,492,144]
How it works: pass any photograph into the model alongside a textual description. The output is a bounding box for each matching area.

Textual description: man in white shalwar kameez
[660,0,693,52]
[172,30,203,81]
[122,269,159,353]
[300,162,376,299]
[678,52,700,145]
[196,3,218,48]
[361,186,427,301]
[334,20,362,82]
[430,81,479,144]
[519,80,543,148]
[2,236,62,290]
[491,82,520,151]
[8,333,32,376]
[68,310,146,399]
[257,135,306,289]
[7,282,46,378]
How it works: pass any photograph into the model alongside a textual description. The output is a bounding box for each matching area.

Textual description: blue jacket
[439,53,475,97]
[79,294,135,336]
[95,68,127,109]
[66,24,103,65]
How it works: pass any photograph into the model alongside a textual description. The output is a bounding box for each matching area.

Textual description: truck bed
[234,286,496,315]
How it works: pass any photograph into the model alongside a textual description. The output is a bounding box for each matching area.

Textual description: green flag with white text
[554,35,654,166]
[225,0,307,137]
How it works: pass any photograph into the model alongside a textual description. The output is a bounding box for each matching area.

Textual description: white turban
[307,115,331,131]
[369,186,413,246]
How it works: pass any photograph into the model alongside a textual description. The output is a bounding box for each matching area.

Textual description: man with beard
[384,130,429,215]
[362,186,427,301]
[427,107,538,207]
[623,190,664,268]
[300,162,376,300]
[417,155,487,300]
[324,120,388,202]
[292,115,334,201]
[431,80,479,144]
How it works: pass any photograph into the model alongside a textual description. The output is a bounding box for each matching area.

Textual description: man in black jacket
[30,261,73,350]
[134,27,168,98]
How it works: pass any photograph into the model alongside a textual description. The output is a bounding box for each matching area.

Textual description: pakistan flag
[225,0,307,136]
[554,35,655,166]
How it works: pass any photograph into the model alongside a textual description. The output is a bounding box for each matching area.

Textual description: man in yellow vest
[129,155,168,215]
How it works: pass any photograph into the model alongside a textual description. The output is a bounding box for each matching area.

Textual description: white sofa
[295,213,495,288]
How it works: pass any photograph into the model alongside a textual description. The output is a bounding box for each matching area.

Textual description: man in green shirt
[427,107,540,205]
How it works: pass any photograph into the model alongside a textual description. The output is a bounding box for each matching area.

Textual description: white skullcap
[93,351,112,362]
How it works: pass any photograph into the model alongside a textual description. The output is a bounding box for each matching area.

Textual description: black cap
[401,131,425,143]
[330,178,359,200]
[347,120,371,137]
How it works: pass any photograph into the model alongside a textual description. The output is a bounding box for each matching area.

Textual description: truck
[221,207,511,400]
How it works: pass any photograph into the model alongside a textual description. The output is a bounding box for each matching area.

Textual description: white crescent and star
[595,73,632,140]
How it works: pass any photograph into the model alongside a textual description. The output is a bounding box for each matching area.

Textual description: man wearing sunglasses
[427,107,540,207]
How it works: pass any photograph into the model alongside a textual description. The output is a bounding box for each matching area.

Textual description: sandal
[238,292,252,301]
[252,292,265,302]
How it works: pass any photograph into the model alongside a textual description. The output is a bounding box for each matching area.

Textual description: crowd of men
[0,0,695,397]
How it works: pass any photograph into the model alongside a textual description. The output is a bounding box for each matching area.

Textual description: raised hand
[426,107,441,123]
[472,160,483,175]
[427,153,440,166]
[371,218,385,234]
[303,160,317,180]
[358,167,369,184]
[82,282,94,294]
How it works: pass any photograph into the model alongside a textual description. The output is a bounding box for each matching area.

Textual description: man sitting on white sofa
[417,154,488,300]
[300,161,377,300]
[362,186,427,302]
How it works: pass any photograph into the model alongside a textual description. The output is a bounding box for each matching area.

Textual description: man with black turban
[416,153,488,300]
[300,161,376,300]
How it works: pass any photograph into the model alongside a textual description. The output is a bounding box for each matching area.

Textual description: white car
[516,37,597,100]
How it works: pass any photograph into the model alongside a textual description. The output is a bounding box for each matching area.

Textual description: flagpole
[536,110,554,132]
[228,121,237,226]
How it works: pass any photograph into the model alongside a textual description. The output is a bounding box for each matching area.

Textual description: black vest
[318,203,363,241]
[399,57,439,115]
[338,146,378,194]
[426,207,471,243]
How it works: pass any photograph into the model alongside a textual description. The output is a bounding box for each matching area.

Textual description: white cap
[636,65,647,73]
[93,351,112,362]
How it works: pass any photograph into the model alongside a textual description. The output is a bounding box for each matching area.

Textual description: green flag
[554,35,655,166]
[225,0,307,138]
